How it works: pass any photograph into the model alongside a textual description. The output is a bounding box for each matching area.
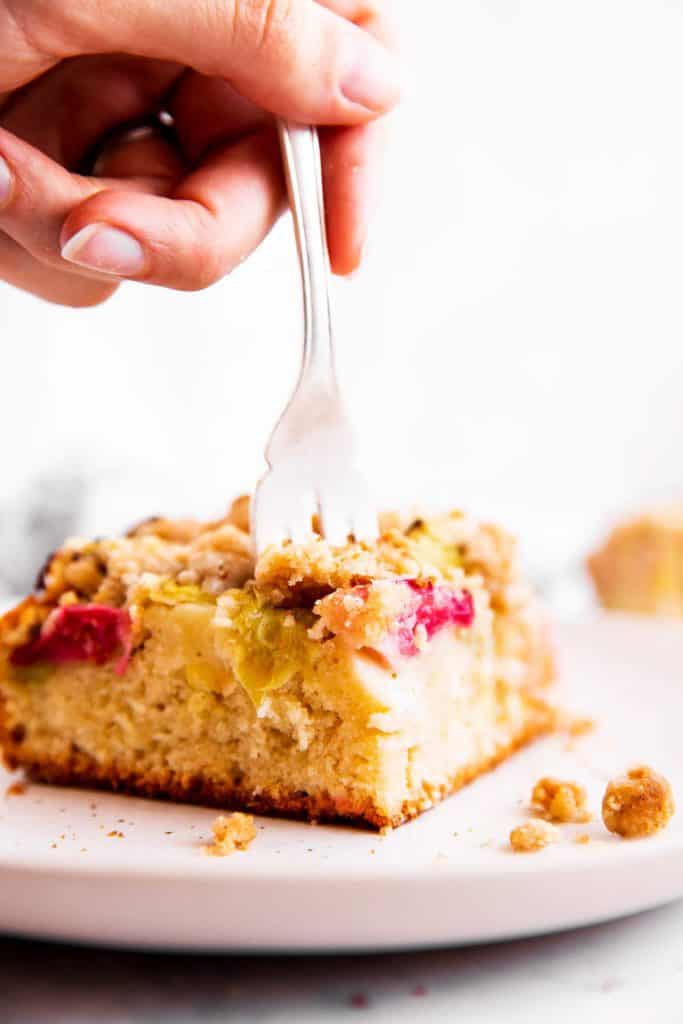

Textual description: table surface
[2,900,682,1023]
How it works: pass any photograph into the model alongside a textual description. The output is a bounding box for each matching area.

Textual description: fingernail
[0,156,13,208]
[61,224,145,277]
[341,39,401,113]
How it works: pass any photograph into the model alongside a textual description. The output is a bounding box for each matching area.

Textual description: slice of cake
[0,499,554,829]
[588,508,683,617]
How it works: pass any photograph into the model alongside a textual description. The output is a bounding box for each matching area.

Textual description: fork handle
[278,121,337,396]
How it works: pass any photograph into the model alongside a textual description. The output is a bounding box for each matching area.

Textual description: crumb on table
[509,818,560,853]
[574,833,591,845]
[531,776,591,823]
[202,813,256,857]
[602,765,675,838]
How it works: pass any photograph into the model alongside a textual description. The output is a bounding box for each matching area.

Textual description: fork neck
[278,121,339,398]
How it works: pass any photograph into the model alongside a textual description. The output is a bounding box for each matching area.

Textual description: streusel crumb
[227,494,251,534]
[568,717,595,738]
[574,833,591,845]
[509,818,560,852]
[5,781,26,797]
[202,813,257,857]
[602,766,675,838]
[531,777,590,823]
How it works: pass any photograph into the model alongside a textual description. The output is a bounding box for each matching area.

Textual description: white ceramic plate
[0,615,681,952]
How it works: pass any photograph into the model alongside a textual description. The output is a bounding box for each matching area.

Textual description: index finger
[3,0,400,124]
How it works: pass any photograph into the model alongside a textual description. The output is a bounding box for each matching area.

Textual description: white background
[2,0,683,588]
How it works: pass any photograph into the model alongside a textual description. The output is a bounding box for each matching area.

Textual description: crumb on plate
[509,818,560,853]
[531,776,591,823]
[5,781,27,797]
[602,765,674,838]
[202,812,256,857]
[557,712,596,749]
[568,716,595,737]
[574,833,591,845]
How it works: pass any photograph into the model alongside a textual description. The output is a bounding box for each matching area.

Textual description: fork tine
[287,488,318,544]
[349,501,380,545]
[253,471,318,554]
[317,488,352,547]
[252,480,290,554]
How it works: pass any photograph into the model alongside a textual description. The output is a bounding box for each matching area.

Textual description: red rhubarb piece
[11,604,132,676]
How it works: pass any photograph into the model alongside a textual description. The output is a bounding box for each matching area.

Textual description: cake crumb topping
[531,776,591,823]
[509,818,560,852]
[202,813,257,856]
[602,766,674,838]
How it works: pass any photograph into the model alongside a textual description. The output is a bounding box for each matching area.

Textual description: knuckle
[232,0,294,53]
[6,0,99,58]
[182,244,225,291]
[188,262,222,291]
[3,0,53,55]
[148,202,221,290]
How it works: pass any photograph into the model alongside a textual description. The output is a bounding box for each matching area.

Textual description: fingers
[90,127,187,185]
[168,66,390,277]
[0,230,117,306]
[0,118,283,294]
[315,0,394,275]
[0,125,182,275]
[0,128,98,263]
[25,0,399,124]
[321,117,387,275]
[60,128,285,289]
[0,55,182,169]
[168,73,268,165]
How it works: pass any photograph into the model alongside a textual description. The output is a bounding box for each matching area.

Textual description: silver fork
[252,121,378,555]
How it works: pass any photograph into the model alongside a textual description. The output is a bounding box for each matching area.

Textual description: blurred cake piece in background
[588,508,683,616]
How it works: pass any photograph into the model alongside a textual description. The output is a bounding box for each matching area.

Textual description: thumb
[33,0,400,124]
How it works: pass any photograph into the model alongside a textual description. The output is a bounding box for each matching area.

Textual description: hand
[0,0,399,306]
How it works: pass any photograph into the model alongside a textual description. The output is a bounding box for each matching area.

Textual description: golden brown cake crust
[0,690,553,830]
